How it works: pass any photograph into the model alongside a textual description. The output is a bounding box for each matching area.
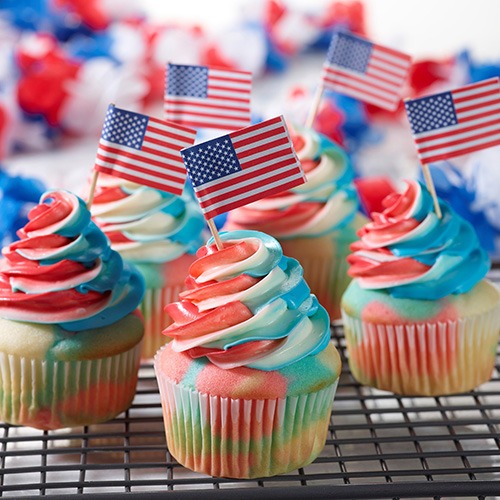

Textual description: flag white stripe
[207,79,252,92]
[365,61,408,83]
[454,100,500,116]
[195,159,300,203]
[164,113,250,129]
[416,120,500,148]
[209,68,252,81]
[97,143,185,174]
[193,152,297,192]
[419,131,500,160]
[96,158,184,189]
[199,172,305,212]
[324,66,401,93]
[148,120,197,141]
[452,80,500,99]
[231,120,285,144]
[233,131,288,155]
[164,101,250,118]
[207,88,252,100]
[414,111,500,141]
[372,47,411,69]
[323,76,397,108]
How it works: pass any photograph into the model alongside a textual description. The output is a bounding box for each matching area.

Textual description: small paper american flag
[181,116,305,220]
[164,63,252,131]
[405,77,500,164]
[322,31,412,111]
[94,105,197,195]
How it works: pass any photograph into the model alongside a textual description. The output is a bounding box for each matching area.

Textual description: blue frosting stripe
[3,189,145,331]
[199,229,331,371]
[355,181,491,300]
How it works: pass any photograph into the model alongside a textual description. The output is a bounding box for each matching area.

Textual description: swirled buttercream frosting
[348,180,490,299]
[224,126,358,238]
[163,230,331,371]
[0,190,145,330]
[90,174,205,263]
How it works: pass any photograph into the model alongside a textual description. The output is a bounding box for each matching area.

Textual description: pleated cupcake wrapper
[140,284,184,359]
[342,307,500,396]
[0,342,142,430]
[155,369,338,478]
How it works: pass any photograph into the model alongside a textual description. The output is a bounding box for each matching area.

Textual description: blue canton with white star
[181,135,241,188]
[167,64,208,98]
[327,32,372,73]
[101,106,148,150]
[405,92,458,135]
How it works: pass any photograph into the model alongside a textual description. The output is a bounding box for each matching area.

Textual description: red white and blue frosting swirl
[0,190,145,330]
[348,180,490,299]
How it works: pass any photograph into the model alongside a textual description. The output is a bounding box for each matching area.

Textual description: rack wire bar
[1,274,500,498]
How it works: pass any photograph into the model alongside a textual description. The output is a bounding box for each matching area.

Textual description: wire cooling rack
[2,279,500,499]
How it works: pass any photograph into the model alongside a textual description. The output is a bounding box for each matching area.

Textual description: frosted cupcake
[0,190,145,429]
[154,230,341,478]
[90,174,205,358]
[341,180,500,396]
[224,126,365,319]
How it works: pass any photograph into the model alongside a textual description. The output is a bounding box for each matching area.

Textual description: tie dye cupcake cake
[0,190,145,429]
[224,126,365,319]
[90,174,205,358]
[341,180,500,396]
[154,230,341,478]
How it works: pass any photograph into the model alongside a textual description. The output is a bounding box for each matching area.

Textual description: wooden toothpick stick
[207,219,224,250]
[421,163,442,219]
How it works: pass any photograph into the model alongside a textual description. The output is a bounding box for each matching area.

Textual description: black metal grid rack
[2,273,500,499]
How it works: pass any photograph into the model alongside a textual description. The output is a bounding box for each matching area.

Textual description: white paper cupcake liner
[155,367,338,478]
[0,342,142,430]
[140,284,184,359]
[342,308,500,396]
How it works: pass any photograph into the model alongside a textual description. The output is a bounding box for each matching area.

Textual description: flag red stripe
[163,108,250,121]
[323,73,395,106]
[456,107,500,124]
[416,126,500,153]
[148,116,196,135]
[96,152,185,184]
[235,142,292,166]
[202,179,304,220]
[372,43,412,62]
[95,166,183,195]
[164,98,250,112]
[98,143,185,172]
[163,118,250,130]
[324,67,399,94]
[419,138,500,164]
[452,79,499,98]
[368,59,408,82]
[194,157,301,199]
[207,84,251,94]
[233,136,290,160]
[415,117,500,144]
[453,89,500,105]
[146,124,194,143]
[454,98,500,116]
[209,74,251,84]
[230,116,283,140]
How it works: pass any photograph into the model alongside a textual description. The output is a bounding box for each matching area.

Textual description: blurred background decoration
[1,0,500,256]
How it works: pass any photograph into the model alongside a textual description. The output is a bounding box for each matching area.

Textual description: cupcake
[0,190,145,429]
[154,230,341,478]
[90,174,206,358]
[224,126,366,319]
[341,180,500,396]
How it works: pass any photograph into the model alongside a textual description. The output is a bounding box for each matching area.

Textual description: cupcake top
[347,180,490,300]
[224,126,359,238]
[163,230,331,371]
[90,174,206,264]
[0,189,145,331]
